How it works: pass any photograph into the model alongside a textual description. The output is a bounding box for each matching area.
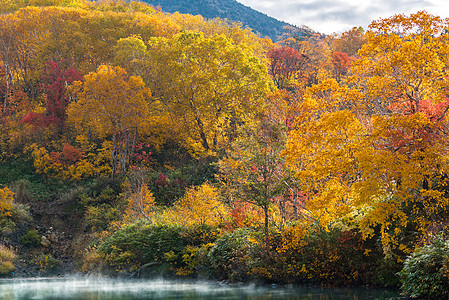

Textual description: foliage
[68,65,152,178]
[98,221,185,272]
[1,0,449,288]
[31,253,62,273]
[20,230,40,248]
[283,12,449,256]
[0,185,31,236]
[399,234,449,299]
[97,221,221,275]
[279,224,385,285]
[208,228,261,281]
[160,183,227,226]
[0,244,16,275]
[0,187,14,217]
[145,31,271,153]
[218,120,289,235]
[267,46,308,89]
[85,204,121,233]
[0,202,31,235]
[80,177,124,233]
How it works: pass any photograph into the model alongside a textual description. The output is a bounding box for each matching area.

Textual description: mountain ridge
[139,0,298,41]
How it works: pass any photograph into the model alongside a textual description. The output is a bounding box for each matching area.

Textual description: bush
[0,202,31,235]
[279,225,383,285]
[96,221,222,276]
[20,230,41,248]
[85,204,121,232]
[208,228,258,281]
[0,244,16,275]
[31,254,61,272]
[98,221,186,272]
[399,234,449,299]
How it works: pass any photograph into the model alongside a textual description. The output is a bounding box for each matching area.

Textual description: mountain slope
[140,0,294,41]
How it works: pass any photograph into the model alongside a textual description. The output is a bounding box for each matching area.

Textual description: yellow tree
[145,31,272,153]
[348,11,449,248]
[0,187,13,218]
[283,79,369,227]
[68,65,151,178]
[161,183,228,227]
[122,167,156,224]
[284,11,449,254]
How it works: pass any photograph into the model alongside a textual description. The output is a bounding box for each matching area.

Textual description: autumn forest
[0,0,449,298]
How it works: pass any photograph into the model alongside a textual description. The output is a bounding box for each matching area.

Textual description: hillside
[140,0,297,41]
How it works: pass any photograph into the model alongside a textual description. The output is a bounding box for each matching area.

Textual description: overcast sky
[236,0,449,34]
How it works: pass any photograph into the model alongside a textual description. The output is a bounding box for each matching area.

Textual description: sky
[236,0,449,34]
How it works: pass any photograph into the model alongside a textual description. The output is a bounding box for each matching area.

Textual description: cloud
[237,0,444,34]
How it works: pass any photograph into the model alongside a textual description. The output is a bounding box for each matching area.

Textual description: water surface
[0,277,399,300]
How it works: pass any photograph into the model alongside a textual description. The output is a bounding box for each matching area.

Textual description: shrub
[208,228,258,281]
[399,234,449,299]
[96,221,222,276]
[31,254,61,272]
[0,244,16,275]
[85,204,121,232]
[0,202,31,235]
[98,221,185,272]
[20,230,41,248]
[279,224,383,285]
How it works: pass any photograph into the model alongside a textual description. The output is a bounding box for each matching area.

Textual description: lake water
[0,277,400,300]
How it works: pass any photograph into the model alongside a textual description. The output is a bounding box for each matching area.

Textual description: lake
[0,277,400,300]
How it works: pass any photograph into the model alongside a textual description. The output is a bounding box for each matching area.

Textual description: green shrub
[85,204,121,232]
[31,254,61,272]
[399,234,449,299]
[98,221,186,271]
[208,228,258,281]
[0,202,31,235]
[97,221,223,276]
[20,230,41,248]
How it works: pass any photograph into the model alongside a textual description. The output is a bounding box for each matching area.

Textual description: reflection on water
[0,277,399,300]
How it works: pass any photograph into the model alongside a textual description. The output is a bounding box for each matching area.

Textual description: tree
[267,45,308,90]
[0,187,13,218]
[332,26,366,57]
[284,11,449,254]
[330,51,351,82]
[22,60,82,132]
[218,119,288,237]
[68,65,151,178]
[145,31,271,153]
[163,183,227,226]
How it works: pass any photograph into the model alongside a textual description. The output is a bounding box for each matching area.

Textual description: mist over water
[0,277,399,300]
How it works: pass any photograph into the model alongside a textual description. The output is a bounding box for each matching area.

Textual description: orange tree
[284,11,449,256]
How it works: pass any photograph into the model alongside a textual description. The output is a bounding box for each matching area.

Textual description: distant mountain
[139,0,297,41]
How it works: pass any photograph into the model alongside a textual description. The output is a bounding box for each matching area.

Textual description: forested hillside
[0,1,448,298]
[139,0,300,41]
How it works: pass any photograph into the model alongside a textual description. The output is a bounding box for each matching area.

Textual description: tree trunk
[112,132,118,179]
[120,131,129,173]
[264,205,269,240]
[195,116,209,151]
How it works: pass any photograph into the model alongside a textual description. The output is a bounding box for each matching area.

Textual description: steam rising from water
[0,276,399,299]
[0,277,283,300]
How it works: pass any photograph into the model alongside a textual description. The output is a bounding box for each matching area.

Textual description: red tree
[267,46,308,89]
[23,61,82,131]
